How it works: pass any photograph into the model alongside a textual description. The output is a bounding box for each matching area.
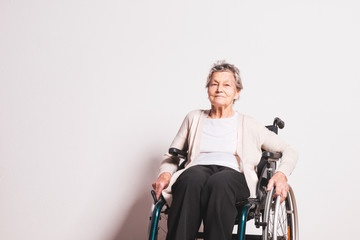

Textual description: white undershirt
[193,112,240,172]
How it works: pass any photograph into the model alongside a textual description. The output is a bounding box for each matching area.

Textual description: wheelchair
[149,117,299,240]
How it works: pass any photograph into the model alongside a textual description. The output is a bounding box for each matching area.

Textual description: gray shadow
[112,155,160,240]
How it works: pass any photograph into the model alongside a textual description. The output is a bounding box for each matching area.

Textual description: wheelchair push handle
[273,117,285,129]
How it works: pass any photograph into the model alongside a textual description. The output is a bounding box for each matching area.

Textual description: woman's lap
[173,165,249,199]
[168,165,250,240]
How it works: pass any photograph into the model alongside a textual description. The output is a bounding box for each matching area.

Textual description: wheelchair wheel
[148,199,168,240]
[263,186,299,240]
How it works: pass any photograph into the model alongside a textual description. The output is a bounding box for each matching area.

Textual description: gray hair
[206,60,243,92]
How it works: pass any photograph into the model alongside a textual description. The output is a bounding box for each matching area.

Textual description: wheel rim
[263,186,298,240]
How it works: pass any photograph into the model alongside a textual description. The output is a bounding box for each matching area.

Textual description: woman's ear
[235,90,240,100]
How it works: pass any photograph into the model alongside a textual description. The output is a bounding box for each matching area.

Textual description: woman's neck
[208,106,235,119]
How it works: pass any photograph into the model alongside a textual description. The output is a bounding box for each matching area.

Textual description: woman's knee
[204,170,249,198]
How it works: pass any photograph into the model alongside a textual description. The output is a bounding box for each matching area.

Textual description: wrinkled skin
[152,172,171,200]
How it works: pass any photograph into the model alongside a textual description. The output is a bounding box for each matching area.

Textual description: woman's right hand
[152,172,171,201]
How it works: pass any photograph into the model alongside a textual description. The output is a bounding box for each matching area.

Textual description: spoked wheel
[263,186,299,240]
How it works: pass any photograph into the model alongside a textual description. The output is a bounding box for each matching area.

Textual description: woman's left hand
[266,171,289,203]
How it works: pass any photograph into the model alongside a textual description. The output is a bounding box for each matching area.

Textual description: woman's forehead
[211,71,235,81]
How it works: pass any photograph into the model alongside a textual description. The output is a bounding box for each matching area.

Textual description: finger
[275,185,282,196]
[280,194,286,203]
[282,188,288,199]
[281,192,287,202]
[280,188,288,203]
[152,182,160,191]
[266,179,274,191]
[156,188,163,200]
[155,191,160,200]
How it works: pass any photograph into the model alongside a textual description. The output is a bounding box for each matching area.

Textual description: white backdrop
[1,0,359,239]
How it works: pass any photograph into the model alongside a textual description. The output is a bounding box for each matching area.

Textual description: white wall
[1,1,359,239]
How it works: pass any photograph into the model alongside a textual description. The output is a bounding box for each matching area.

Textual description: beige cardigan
[159,110,298,206]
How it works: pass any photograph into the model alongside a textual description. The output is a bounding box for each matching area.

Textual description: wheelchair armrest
[262,151,282,160]
[169,148,187,158]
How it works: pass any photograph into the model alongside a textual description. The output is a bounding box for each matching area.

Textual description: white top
[193,112,240,171]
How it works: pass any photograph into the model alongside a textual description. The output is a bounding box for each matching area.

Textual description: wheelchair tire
[263,185,299,240]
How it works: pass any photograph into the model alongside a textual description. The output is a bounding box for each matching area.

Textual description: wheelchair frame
[149,118,298,240]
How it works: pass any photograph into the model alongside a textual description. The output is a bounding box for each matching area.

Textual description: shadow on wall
[112,155,161,240]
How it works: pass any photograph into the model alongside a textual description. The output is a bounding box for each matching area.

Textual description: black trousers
[166,165,250,240]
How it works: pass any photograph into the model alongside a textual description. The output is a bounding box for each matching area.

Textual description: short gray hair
[206,60,243,91]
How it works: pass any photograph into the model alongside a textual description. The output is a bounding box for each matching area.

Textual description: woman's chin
[211,101,232,108]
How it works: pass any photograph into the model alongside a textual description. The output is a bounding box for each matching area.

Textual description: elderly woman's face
[207,71,240,108]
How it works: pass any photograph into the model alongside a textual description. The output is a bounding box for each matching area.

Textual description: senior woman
[152,61,297,240]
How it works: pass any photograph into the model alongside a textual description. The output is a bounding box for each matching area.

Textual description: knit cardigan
[159,110,298,206]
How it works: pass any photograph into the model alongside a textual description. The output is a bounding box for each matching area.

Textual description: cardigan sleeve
[254,118,298,177]
[158,112,191,176]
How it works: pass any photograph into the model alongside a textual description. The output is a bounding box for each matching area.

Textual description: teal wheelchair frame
[149,118,299,240]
